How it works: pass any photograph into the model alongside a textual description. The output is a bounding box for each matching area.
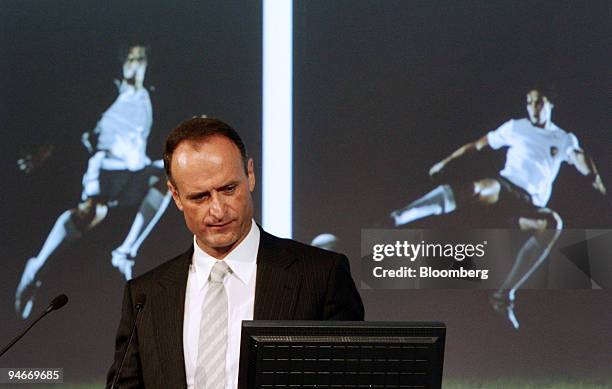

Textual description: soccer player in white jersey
[390,89,606,329]
[15,46,172,319]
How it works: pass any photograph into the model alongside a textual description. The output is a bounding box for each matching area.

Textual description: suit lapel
[146,229,300,385]
[254,230,302,320]
[151,248,192,388]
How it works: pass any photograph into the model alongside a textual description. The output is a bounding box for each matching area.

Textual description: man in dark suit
[106,117,364,388]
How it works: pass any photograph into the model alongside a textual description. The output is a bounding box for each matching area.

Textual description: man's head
[122,45,147,87]
[164,117,255,259]
[526,89,554,128]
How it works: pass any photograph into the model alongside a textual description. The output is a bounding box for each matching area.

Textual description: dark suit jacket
[106,229,364,388]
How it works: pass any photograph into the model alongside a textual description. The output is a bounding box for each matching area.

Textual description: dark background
[1,0,611,386]
[293,0,612,383]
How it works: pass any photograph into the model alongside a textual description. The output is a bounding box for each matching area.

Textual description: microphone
[0,294,69,358]
[48,294,68,312]
[110,294,146,389]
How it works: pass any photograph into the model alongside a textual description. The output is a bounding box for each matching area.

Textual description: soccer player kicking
[15,46,171,319]
[390,89,606,329]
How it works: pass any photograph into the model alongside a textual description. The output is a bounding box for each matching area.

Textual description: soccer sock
[391,185,457,226]
[31,210,82,275]
[497,230,561,301]
[115,189,171,257]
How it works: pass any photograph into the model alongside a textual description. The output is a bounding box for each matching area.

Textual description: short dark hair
[119,44,148,63]
[163,117,249,183]
[526,84,557,104]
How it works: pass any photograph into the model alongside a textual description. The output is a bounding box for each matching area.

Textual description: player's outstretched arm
[429,135,489,176]
[570,149,607,195]
[81,131,94,154]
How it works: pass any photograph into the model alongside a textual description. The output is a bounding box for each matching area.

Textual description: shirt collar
[191,221,260,290]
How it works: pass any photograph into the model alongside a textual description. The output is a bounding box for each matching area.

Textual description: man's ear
[247,158,255,192]
[167,180,184,211]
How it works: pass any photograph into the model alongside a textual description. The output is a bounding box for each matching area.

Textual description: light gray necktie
[195,261,231,389]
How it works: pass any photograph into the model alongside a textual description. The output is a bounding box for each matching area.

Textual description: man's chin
[210,234,235,245]
[197,233,238,254]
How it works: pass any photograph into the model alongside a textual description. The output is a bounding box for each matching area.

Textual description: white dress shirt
[183,222,259,389]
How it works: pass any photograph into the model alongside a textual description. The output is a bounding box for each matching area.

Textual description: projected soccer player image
[15,45,171,319]
[389,89,607,329]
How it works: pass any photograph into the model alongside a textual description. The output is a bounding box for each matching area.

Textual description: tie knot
[209,261,231,283]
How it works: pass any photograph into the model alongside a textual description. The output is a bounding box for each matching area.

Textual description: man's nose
[209,193,225,219]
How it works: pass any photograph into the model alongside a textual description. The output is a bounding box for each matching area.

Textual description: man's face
[123,46,147,83]
[168,136,255,259]
[526,90,553,128]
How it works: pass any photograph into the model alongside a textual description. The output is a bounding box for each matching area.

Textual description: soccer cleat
[111,249,135,281]
[15,258,42,320]
[490,292,520,330]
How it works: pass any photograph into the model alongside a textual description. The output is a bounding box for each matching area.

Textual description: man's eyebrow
[219,181,240,190]
[184,181,240,199]
[186,190,210,200]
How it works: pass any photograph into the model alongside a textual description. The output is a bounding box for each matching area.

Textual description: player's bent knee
[518,217,547,231]
[474,178,501,204]
[518,209,563,234]
[89,203,109,229]
[539,208,563,231]
[72,200,108,230]
[72,203,95,230]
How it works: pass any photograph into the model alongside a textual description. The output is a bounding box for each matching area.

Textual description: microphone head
[49,294,69,311]
[134,294,146,310]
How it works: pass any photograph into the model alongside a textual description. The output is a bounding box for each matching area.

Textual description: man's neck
[532,120,553,130]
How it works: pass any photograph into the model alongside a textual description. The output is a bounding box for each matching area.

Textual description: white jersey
[81,83,153,198]
[94,82,153,171]
[487,118,580,207]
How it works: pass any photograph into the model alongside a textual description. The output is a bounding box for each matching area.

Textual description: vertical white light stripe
[262,0,293,238]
